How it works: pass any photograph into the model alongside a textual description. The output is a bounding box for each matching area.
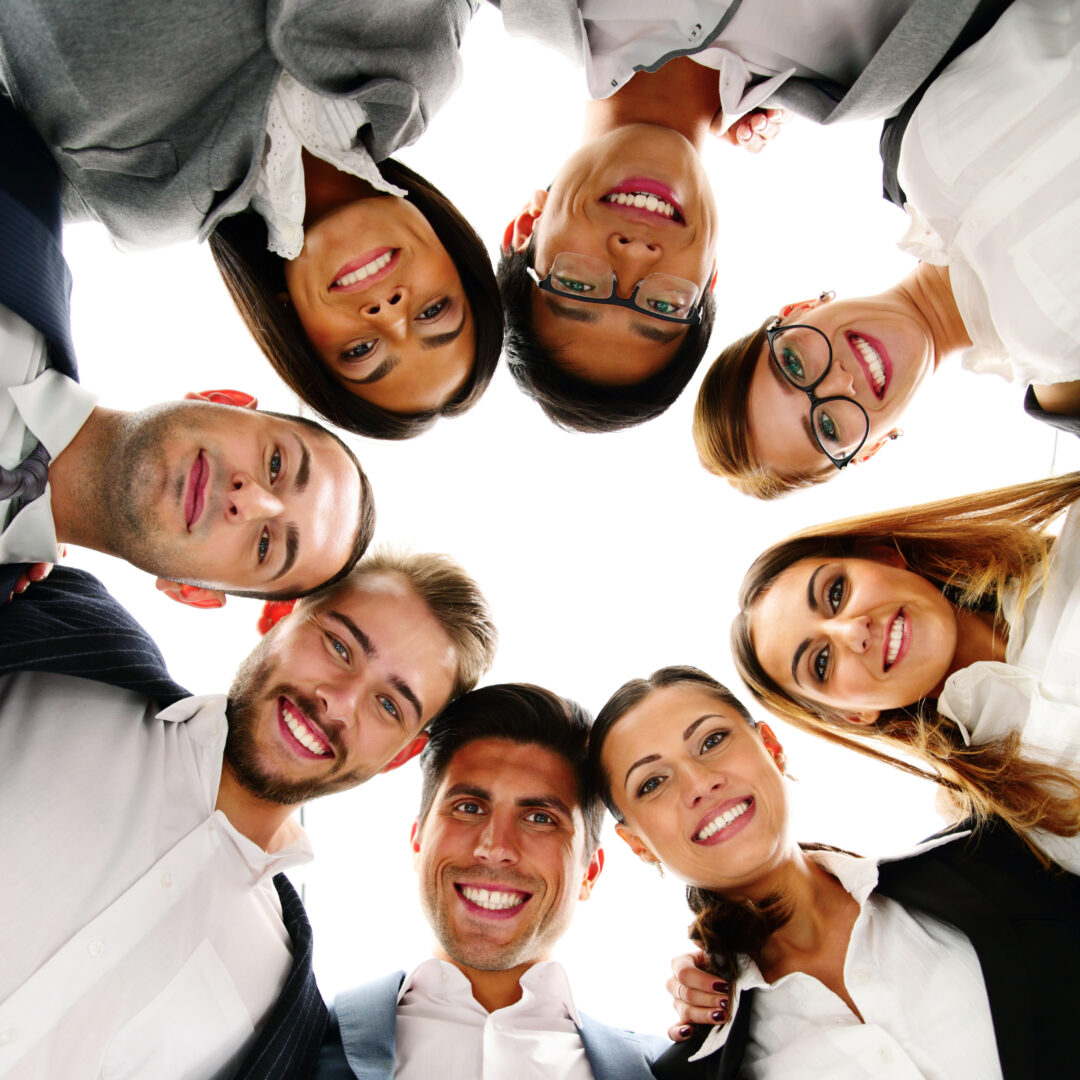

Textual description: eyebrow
[623,714,727,788]
[792,639,811,688]
[440,783,573,819]
[294,436,310,493]
[791,565,826,686]
[270,522,300,582]
[543,296,684,343]
[341,356,400,386]
[326,611,424,720]
[765,350,822,455]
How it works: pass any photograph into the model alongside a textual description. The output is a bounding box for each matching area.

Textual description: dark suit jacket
[652,820,1080,1079]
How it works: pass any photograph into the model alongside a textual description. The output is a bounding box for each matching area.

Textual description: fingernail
[713,981,729,992]
[711,1010,725,1022]
[679,1026,693,1039]
[737,127,750,140]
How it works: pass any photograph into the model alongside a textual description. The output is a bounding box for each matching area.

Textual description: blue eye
[269,449,281,482]
[378,695,399,720]
[701,730,727,753]
[325,633,348,660]
[525,810,555,825]
[813,646,830,683]
[636,775,663,798]
[455,801,484,815]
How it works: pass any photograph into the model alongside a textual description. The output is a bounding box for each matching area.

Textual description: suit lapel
[334,972,406,1080]
[578,1014,659,1080]
[650,988,752,1080]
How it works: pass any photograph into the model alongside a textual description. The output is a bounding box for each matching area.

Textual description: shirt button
[688,23,702,41]
[610,78,618,88]
[879,1045,894,1064]
[851,970,870,985]
[0,1028,15,1046]
[161,872,173,888]
[87,938,106,958]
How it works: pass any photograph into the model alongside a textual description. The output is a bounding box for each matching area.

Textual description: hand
[716,107,787,153]
[666,950,730,1041]
[7,561,53,602]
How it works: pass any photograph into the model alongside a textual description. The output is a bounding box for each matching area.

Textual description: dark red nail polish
[713,981,729,992]
[679,1026,693,1038]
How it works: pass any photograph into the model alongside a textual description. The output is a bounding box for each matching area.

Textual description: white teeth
[461,886,526,911]
[602,192,676,218]
[334,250,394,288]
[696,800,751,841]
[851,334,886,394]
[886,614,905,667]
[283,705,330,756]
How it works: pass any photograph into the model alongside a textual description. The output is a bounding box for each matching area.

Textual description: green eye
[818,411,839,442]
[780,348,805,381]
[555,276,594,293]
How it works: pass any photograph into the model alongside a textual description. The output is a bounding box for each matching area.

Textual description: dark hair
[694,317,833,498]
[228,411,375,601]
[589,665,754,823]
[497,242,716,433]
[417,682,603,856]
[209,159,503,440]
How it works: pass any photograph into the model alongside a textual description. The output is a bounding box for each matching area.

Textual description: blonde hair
[693,318,833,499]
[733,474,1080,854]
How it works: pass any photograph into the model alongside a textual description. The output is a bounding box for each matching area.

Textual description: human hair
[693,317,833,498]
[209,159,502,440]
[228,411,374,601]
[733,473,1080,850]
[416,682,603,857]
[497,242,716,433]
[296,547,497,702]
[589,665,804,987]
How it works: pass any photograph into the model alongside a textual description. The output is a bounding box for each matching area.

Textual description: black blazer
[652,820,1080,1079]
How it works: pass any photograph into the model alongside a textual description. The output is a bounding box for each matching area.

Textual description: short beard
[225,643,354,805]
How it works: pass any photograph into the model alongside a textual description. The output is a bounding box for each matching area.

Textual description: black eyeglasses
[527,253,705,326]
[765,319,870,469]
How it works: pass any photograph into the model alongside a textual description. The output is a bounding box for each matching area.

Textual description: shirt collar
[7,368,96,460]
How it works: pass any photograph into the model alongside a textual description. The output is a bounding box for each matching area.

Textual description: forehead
[438,738,582,809]
[750,559,821,683]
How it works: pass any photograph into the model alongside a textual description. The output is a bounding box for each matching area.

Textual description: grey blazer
[0,0,478,247]
[315,970,665,1080]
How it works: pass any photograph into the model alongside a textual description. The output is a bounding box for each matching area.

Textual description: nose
[226,475,284,522]
[315,675,362,733]
[607,234,662,297]
[473,813,519,866]
[681,759,725,808]
[832,614,872,653]
[817,352,856,398]
[360,288,409,337]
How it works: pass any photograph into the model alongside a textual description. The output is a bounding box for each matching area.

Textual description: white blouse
[896,0,1080,387]
[938,501,1080,872]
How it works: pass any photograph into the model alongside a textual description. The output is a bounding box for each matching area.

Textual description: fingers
[668,1022,697,1043]
[665,973,730,1025]
[733,108,787,153]
[8,562,54,602]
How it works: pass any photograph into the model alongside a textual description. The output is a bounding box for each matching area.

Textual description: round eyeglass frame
[527,254,705,326]
[765,318,870,469]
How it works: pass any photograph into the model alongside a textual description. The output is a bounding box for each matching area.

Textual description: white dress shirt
[252,72,406,259]
[897,0,1080,387]
[579,0,913,126]
[0,304,95,565]
[690,840,1003,1080]
[0,673,312,1080]
[938,502,1080,873]
[394,958,595,1080]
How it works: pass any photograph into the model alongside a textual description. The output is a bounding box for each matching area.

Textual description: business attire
[317,960,664,1080]
[0,0,478,249]
[0,95,92,597]
[652,820,1080,1080]
[0,566,328,1080]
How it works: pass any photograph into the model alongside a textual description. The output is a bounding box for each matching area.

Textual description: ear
[852,429,902,465]
[777,294,830,321]
[380,732,429,774]
[844,711,880,726]
[758,723,787,774]
[155,578,226,609]
[578,846,605,901]
[184,389,259,410]
[614,822,660,868]
[502,189,548,253]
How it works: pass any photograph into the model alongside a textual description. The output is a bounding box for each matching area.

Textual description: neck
[434,950,537,1013]
[895,262,972,368]
[301,150,381,227]
[937,607,1008,693]
[47,405,122,551]
[583,57,718,150]
[214,761,299,851]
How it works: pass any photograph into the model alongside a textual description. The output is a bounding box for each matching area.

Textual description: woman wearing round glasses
[693,0,1080,498]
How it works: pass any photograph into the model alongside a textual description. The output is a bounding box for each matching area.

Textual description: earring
[647,856,665,879]
[819,290,835,302]
[888,429,903,440]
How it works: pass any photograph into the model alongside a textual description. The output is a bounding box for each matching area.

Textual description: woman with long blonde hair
[732,473,1080,864]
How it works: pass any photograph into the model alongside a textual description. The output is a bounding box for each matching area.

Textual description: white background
[59,6,1079,1036]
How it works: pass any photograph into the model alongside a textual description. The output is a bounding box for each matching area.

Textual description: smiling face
[223,571,459,803]
[749,555,961,719]
[515,124,718,385]
[104,402,362,595]
[413,738,601,977]
[283,196,475,413]
[600,685,790,892]
[747,294,935,472]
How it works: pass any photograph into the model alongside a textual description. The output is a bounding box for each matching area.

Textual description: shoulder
[578,1012,667,1077]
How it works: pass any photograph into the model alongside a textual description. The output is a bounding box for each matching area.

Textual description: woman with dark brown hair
[590,666,1080,1079]
[732,473,1080,867]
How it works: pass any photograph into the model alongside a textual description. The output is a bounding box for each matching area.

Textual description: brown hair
[693,317,833,499]
[733,473,1080,853]
[299,547,498,701]
[209,160,502,440]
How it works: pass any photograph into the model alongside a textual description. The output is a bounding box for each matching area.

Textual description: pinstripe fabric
[0,565,188,706]
[234,873,330,1080]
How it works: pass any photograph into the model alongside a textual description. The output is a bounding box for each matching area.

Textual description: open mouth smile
[884,611,909,670]
[185,451,208,531]
[455,883,531,918]
[278,696,334,759]
[601,179,684,223]
[694,797,754,844]
[847,332,890,399]
[330,248,400,292]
